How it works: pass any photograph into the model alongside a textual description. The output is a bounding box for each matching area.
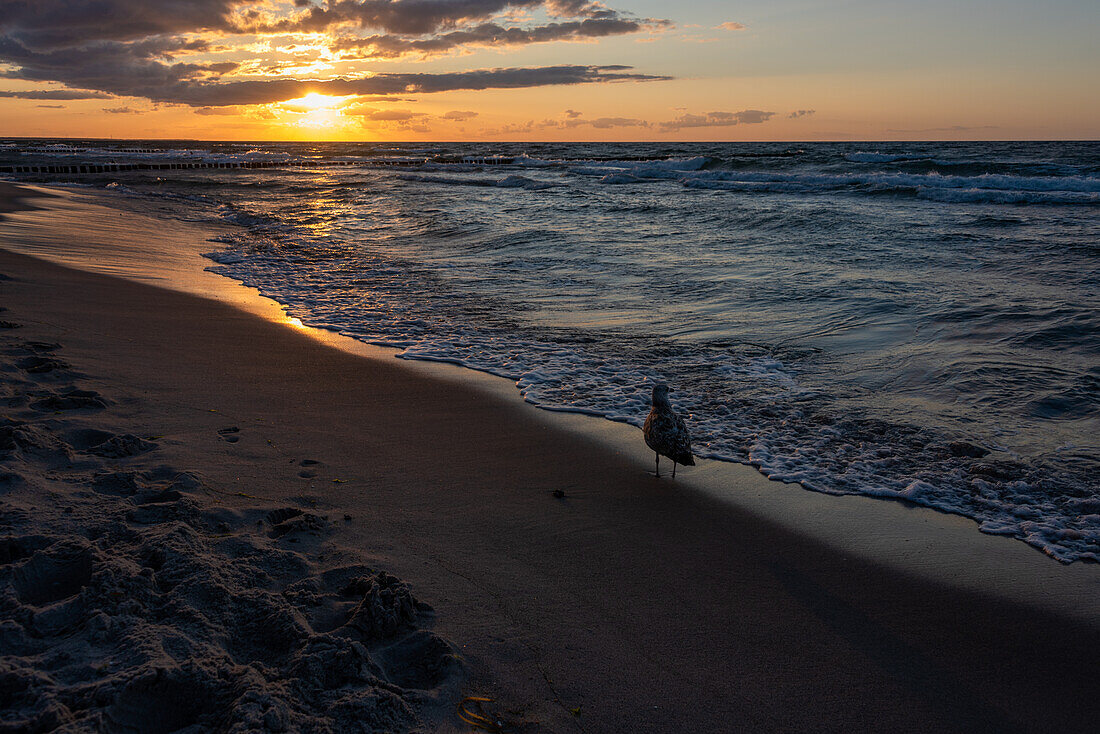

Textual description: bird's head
[652,383,671,407]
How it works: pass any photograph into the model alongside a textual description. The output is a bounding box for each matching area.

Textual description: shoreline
[1,183,1098,730]
[3,183,1097,612]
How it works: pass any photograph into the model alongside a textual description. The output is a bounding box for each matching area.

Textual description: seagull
[643,383,695,478]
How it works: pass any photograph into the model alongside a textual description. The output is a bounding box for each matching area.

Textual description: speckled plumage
[643,384,694,477]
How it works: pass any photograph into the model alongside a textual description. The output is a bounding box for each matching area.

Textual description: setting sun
[285,93,348,112]
[272,92,357,133]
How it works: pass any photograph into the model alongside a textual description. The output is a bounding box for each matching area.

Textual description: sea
[2,139,1097,562]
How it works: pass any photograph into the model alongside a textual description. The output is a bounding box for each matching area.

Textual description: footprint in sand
[30,389,107,411]
[17,356,67,374]
[0,320,22,329]
[0,535,52,565]
[298,459,321,478]
[105,673,209,734]
[10,539,96,608]
[266,509,330,539]
[217,426,240,443]
[22,341,61,353]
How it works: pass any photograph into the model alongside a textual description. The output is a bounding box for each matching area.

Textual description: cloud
[102,105,137,113]
[239,0,621,36]
[0,88,111,99]
[886,124,1000,133]
[332,17,669,59]
[660,109,775,131]
[0,1,673,110]
[0,27,669,106]
[364,96,420,103]
[500,119,535,133]
[584,116,647,129]
[537,110,648,129]
[125,64,666,107]
[0,1,639,50]
[0,0,259,48]
[560,116,648,129]
[717,22,746,31]
[0,36,243,101]
[788,109,814,119]
[35,103,65,108]
[194,105,241,115]
[442,109,478,120]
[361,108,427,121]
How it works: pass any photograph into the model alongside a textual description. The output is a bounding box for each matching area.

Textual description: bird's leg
[672,461,677,479]
[654,453,660,477]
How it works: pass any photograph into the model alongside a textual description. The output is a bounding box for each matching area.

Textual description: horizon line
[3,136,1099,144]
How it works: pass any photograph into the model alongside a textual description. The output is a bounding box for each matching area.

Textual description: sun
[278,93,354,130]
[291,93,345,111]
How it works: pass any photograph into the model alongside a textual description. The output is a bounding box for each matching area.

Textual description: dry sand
[1,183,1098,732]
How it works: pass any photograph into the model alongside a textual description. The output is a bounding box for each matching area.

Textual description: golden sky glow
[0,1,1097,141]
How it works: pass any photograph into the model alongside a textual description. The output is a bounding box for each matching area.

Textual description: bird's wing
[643,409,660,450]
[673,415,693,456]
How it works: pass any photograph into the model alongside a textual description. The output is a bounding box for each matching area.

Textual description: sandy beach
[2,183,1098,732]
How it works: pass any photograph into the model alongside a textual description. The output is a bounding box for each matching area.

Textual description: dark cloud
[333,17,666,59]
[0,36,244,102]
[788,109,814,119]
[1,50,669,106]
[0,1,672,109]
[35,103,64,107]
[239,0,614,36]
[0,0,259,48]
[102,105,137,113]
[0,1,627,48]
[0,88,111,99]
[660,109,775,131]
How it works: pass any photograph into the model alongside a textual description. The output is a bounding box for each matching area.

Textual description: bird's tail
[676,453,695,466]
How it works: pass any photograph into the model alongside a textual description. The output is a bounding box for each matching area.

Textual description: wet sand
[1,183,1098,732]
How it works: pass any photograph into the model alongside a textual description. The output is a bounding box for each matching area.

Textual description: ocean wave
[915,187,1099,205]
[599,173,645,185]
[687,168,1100,192]
[675,169,1100,204]
[14,139,1100,563]
[200,220,1100,562]
[495,174,556,189]
[396,172,555,190]
[845,151,935,163]
[524,156,712,174]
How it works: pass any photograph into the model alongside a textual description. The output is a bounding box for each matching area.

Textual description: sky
[0,0,1096,141]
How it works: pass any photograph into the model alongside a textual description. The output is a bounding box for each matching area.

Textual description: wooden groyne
[0,155,517,175]
[0,158,433,175]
